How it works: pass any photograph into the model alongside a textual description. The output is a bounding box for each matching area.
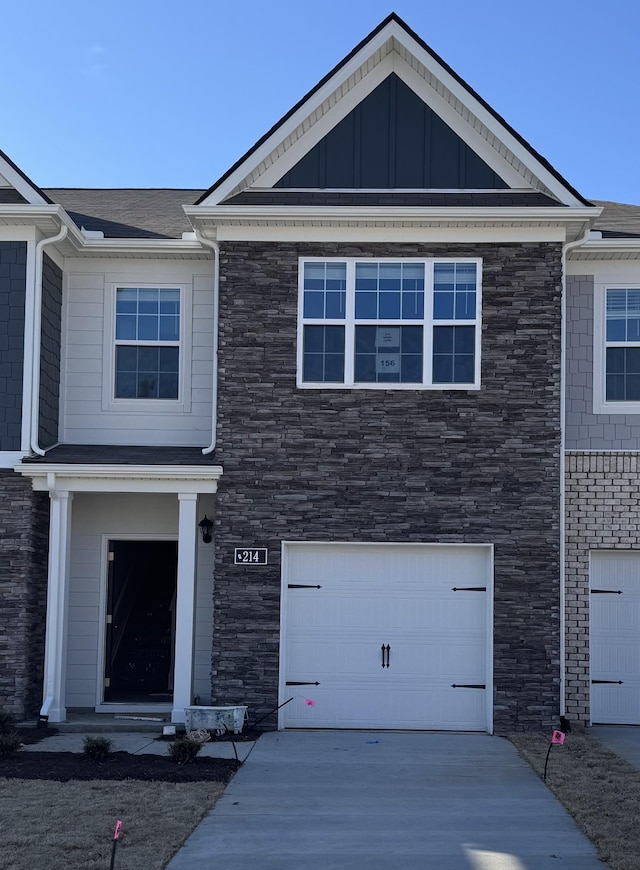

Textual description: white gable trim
[200,19,586,209]
[0,156,49,206]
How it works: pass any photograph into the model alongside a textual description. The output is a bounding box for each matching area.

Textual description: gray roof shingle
[22,445,219,466]
[591,200,640,238]
[43,188,205,239]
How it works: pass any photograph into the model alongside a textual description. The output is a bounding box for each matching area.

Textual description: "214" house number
[234,548,268,565]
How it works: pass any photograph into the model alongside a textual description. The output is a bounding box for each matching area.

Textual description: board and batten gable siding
[61,260,214,446]
[39,253,63,449]
[275,73,507,190]
[65,492,215,708]
[212,240,563,733]
[0,241,27,450]
[566,273,640,448]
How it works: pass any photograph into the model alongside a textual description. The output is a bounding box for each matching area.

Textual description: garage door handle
[451,684,486,689]
[381,644,390,668]
[591,680,623,684]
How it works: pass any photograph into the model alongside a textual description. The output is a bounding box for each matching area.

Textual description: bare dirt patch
[509,731,640,870]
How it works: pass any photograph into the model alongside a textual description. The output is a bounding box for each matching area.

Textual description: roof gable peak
[196,15,589,209]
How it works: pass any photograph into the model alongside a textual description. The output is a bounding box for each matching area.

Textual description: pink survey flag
[114,820,122,840]
[305,698,316,707]
[551,730,565,745]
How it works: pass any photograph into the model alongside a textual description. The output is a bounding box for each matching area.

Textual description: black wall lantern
[198,515,213,544]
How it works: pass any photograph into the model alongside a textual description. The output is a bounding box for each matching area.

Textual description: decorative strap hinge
[452,587,486,592]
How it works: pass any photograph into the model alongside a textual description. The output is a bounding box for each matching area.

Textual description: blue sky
[2,0,639,203]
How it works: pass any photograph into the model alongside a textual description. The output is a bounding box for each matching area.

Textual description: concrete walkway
[167,731,605,870]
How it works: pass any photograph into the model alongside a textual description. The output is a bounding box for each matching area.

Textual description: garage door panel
[591,551,640,725]
[283,684,486,730]
[282,543,491,731]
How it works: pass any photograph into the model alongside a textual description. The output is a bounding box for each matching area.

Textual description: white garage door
[280,543,492,731]
[591,552,640,725]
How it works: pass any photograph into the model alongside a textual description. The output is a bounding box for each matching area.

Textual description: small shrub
[167,737,202,764]
[0,732,22,759]
[0,711,17,735]
[83,736,112,761]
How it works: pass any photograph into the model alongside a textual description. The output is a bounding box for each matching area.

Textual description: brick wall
[0,242,26,450]
[212,240,563,732]
[565,451,640,723]
[0,470,49,718]
[39,253,63,448]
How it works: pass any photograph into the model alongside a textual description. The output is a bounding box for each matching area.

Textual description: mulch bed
[1,750,240,783]
[0,726,243,783]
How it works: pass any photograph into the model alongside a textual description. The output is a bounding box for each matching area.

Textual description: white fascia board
[0,205,84,246]
[188,205,600,243]
[0,451,28,468]
[17,463,223,494]
[572,239,640,254]
[189,205,599,221]
[0,158,49,205]
[77,238,207,256]
[0,206,207,257]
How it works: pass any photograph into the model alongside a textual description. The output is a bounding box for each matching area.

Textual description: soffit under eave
[569,247,640,262]
[209,34,578,207]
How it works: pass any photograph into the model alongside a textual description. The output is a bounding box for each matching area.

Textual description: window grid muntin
[604,288,640,403]
[114,286,181,401]
[299,258,480,388]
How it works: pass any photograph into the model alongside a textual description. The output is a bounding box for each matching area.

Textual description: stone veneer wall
[39,253,63,448]
[0,242,26,450]
[565,451,640,723]
[0,470,49,718]
[213,241,563,732]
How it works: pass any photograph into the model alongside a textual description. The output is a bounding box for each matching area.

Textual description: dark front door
[104,540,178,703]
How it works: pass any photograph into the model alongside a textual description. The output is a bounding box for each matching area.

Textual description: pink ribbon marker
[114,820,122,840]
[551,730,565,745]
[304,698,316,707]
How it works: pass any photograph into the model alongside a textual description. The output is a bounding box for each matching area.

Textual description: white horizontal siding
[61,260,214,446]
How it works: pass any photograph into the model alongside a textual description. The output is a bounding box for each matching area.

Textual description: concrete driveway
[167,731,605,870]
[592,724,640,771]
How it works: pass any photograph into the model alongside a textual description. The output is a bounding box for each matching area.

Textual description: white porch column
[41,488,73,722]
[172,492,199,723]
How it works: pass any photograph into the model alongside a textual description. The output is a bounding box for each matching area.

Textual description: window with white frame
[114,287,180,399]
[298,258,481,388]
[603,288,640,403]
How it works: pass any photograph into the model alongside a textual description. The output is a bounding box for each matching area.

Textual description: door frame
[278,540,494,732]
[95,533,178,713]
